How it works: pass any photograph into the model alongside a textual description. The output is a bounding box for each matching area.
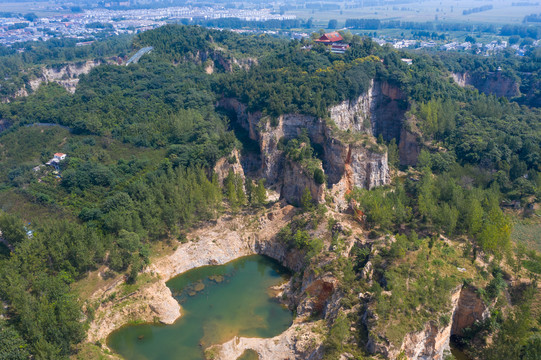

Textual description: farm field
[287,0,539,26]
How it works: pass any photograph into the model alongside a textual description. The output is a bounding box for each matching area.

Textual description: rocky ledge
[366,285,489,359]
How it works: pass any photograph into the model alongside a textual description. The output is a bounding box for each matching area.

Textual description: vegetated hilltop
[0,35,132,101]
[0,25,539,360]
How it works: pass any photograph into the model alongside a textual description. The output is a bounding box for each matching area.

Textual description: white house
[401,58,413,65]
[54,153,66,161]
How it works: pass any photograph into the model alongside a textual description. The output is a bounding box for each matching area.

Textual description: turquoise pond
[107,255,293,360]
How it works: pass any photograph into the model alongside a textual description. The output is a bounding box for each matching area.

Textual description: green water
[107,255,293,360]
[450,343,472,360]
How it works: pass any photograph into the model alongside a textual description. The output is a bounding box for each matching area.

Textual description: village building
[401,58,413,65]
[54,153,67,160]
[44,152,67,171]
[45,158,60,167]
[315,32,343,44]
[331,44,350,54]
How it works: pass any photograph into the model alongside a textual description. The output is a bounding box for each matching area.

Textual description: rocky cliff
[4,59,106,102]
[219,91,391,207]
[369,81,407,143]
[451,285,490,336]
[38,60,104,93]
[281,159,326,205]
[30,59,105,94]
[328,85,373,134]
[452,71,520,98]
[366,284,489,359]
[213,149,245,186]
[192,49,257,73]
[398,126,421,167]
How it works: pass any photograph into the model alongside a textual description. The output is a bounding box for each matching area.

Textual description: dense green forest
[0,25,539,359]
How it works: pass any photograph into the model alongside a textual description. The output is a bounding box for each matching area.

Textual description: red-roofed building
[315,32,343,44]
[54,153,66,161]
[331,44,350,54]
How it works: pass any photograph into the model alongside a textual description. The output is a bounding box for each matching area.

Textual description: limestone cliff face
[219,94,390,207]
[324,137,389,190]
[213,149,245,186]
[451,285,490,336]
[33,59,105,94]
[3,59,106,102]
[366,285,488,359]
[399,126,421,167]
[281,159,326,206]
[452,71,520,98]
[369,81,407,143]
[328,85,373,134]
[331,79,417,169]
[330,79,406,144]
[195,50,257,72]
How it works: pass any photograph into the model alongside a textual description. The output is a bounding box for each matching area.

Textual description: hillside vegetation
[0,25,539,360]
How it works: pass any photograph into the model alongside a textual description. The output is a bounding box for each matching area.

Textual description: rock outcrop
[87,280,181,344]
[281,159,326,206]
[399,126,421,167]
[451,71,520,98]
[32,59,105,94]
[208,321,325,360]
[219,90,390,207]
[3,59,106,103]
[213,149,245,186]
[324,137,389,190]
[366,285,489,359]
[192,50,257,72]
[369,81,407,143]
[328,88,373,134]
[451,285,489,336]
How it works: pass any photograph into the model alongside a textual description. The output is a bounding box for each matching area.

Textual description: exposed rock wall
[209,321,325,360]
[397,287,462,360]
[3,59,106,102]
[324,138,389,190]
[281,159,326,206]
[452,71,520,98]
[218,95,390,207]
[329,79,406,144]
[328,84,373,134]
[451,72,469,88]
[398,126,421,167]
[366,285,488,359]
[369,81,407,143]
[213,149,245,186]
[195,50,257,72]
[33,59,104,94]
[451,285,489,336]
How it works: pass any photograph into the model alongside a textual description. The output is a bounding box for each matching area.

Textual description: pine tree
[387,138,399,169]
[245,178,254,205]
[224,170,238,210]
[301,186,313,211]
[235,175,246,206]
[255,179,267,206]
